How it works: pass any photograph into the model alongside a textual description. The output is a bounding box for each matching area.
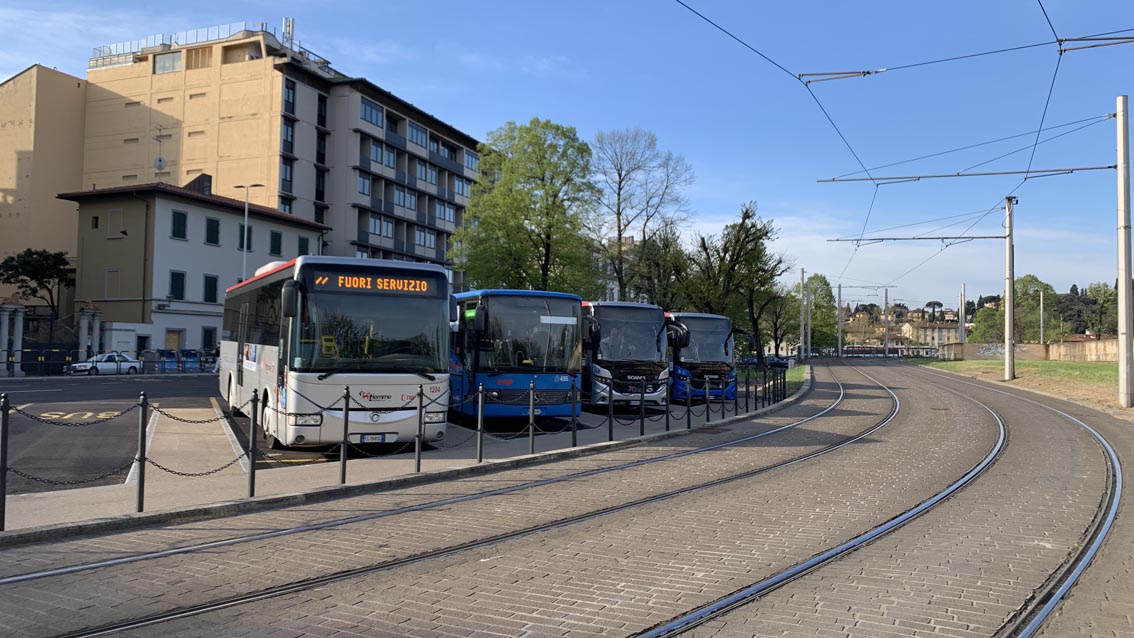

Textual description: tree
[1012,274,1057,342]
[632,220,688,309]
[590,128,692,300]
[762,286,799,356]
[456,118,605,297]
[803,273,838,350]
[924,301,943,322]
[676,202,776,314]
[1084,281,1118,337]
[0,249,71,344]
[970,306,1003,342]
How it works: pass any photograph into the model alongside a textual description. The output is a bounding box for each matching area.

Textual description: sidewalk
[2,377,812,538]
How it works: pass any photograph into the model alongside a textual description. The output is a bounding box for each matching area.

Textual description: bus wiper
[316,366,352,381]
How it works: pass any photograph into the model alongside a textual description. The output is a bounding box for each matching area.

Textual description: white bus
[219,256,450,448]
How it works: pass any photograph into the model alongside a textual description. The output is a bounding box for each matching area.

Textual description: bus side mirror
[472,304,487,333]
[449,295,458,322]
[281,281,299,318]
[583,316,595,337]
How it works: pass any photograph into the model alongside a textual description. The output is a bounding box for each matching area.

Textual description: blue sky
[5,0,1134,310]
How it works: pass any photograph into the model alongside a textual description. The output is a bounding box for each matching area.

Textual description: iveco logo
[626,375,646,380]
[369,412,382,422]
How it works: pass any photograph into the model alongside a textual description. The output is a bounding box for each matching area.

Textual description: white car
[69,352,140,375]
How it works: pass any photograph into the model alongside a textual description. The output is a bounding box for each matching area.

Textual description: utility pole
[960,283,966,351]
[799,269,806,361]
[1005,195,1016,382]
[837,283,843,358]
[1040,289,1045,344]
[1118,95,1133,407]
[806,285,813,359]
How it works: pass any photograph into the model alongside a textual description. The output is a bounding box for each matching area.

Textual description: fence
[0,365,789,531]
[1,349,217,377]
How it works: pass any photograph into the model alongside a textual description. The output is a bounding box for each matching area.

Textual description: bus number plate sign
[361,434,387,443]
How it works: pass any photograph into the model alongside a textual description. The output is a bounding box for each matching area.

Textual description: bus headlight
[658,368,670,381]
[424,411,447,423]
[290,413,323,426]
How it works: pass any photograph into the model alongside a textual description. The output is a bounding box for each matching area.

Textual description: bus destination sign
[311,273,436,294]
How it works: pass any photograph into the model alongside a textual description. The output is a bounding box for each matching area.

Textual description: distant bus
[219,256,450,447]
[668,312,741,402]
[450,289,582,419]
[580,301,687,407]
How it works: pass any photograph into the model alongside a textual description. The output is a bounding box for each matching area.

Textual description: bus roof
[455,289,582,301]
[583,301,662,311]
[226,256,447,294]
[668,311,731,321]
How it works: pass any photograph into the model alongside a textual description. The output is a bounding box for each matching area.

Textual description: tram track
[16,363,904,638]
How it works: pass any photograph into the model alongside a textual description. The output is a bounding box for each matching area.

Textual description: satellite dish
[154,156,167,171]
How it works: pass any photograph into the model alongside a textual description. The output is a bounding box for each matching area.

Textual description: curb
[0,368,812,547]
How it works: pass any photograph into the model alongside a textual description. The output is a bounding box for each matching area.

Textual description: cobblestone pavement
[103,360,1001,637]
[0,363,889,637]
[679,361,1109,637]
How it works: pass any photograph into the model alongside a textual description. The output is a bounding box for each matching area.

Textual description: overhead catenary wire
[1037,0,1060,42]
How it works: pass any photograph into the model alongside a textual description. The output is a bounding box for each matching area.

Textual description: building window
[384,145,396,169]
[394,186,405,207]
[317,93,327,127]
[298,236,310,256]
[269,231,282,256]
[356,249,369,259]
[282,121,294,154]
[238,224,252,252]
[316,133,327,165]
[465,150,479,171]
[358,175,371,196]
[369,140,381,164]
[203,274,219,304]
[205,217,220,245]
[106,209,124,238]
[428,164,437,184]
[406,189,417,210]
[453,178,464,197]
[416,161,426,181]
[154,52,181,74]
[415,228,436,249]
[436,202,455,223]
[186,46,212,70]
[408,123,427,147]
[280,158,293,193]
[171,210,188,240]
[202,326,217,351]
[382,218,393,238]
[361,97,383,127]
[279,198,292,213]
[440,142,455,160]
[315,170,326,202]
[169,271,186,300]
[91,216,99,230]
[283,79,296,115]
[428,137,438,153]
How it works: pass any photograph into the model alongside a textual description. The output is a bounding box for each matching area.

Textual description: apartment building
[58,180,327,353]
[0,65,86,303]
[82,21,479,287]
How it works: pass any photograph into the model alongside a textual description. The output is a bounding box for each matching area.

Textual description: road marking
[212,397,249,473]
[124,405,160,485]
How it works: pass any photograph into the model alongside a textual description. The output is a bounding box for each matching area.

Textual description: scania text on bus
[219,256,450,447]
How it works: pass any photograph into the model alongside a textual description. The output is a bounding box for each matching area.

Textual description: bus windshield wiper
[316,366,353,381]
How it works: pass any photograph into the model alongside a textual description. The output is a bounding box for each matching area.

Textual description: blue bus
[581,301,687,407]
[450,289,582,419]
[668,312,743,402]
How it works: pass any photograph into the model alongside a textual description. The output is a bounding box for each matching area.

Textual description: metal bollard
[136,391,149,513]
[745,365,751,413]
[664,384,671,432]
[733,375,739,415]
[685,380,692,430]
[762,366,768,408]
[340,386,351,484]
[607,381,614,442]
[705,380,711,424]
[1,394,9,531]
[476,384,485,463]
[248,392,259,498]
[416,385,424,473]
[528,380,535,456]
[570,382,578,448]
[639,384,645,437]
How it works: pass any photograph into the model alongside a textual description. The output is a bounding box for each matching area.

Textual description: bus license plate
[361,434,387,443]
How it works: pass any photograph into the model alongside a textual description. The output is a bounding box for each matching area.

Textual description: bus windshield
[481,296,581,372]
[679,316,734,364]
[294,290,448,374]
[596,305,666,363]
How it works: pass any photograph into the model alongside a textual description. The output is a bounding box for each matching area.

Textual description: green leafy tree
[0,249,71,343]
[970,305,1003,343]
[1012,274,1058,342]
[761,285,799,356]
[803,273,838,351]
[456,118,605,297]
[1084,281,1118,337]
[632,220,688,309]
[676,202,776,315]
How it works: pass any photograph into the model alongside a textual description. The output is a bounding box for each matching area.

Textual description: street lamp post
[234,184,264,282]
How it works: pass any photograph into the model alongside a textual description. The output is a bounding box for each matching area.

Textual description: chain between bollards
[1,393,9,531]
[248,392,259,498]
[476,384,485,463]
[415,385,424,473]
[340,385,350,485]
[135,391,148,513]
[528,380,535,456]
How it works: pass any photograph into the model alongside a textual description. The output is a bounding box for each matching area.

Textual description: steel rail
[636,368,1005,638]
[50,366,901,638]
[1,366,842,586]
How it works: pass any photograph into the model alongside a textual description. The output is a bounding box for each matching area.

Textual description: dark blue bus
[668,312,741,402]
[450,289,582,419]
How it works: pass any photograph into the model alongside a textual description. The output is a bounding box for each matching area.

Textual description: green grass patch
[909,358,1116,387]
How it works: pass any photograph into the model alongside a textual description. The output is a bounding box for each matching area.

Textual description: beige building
[82,21,479,286]
[901,321,963,347]
[58,180,327,353]
[0,65,87,302]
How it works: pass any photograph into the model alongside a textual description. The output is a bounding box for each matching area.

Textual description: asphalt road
[1,374,221,494]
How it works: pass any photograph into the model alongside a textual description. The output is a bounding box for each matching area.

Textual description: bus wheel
[228,379,244,417]
[262,403,284,450]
